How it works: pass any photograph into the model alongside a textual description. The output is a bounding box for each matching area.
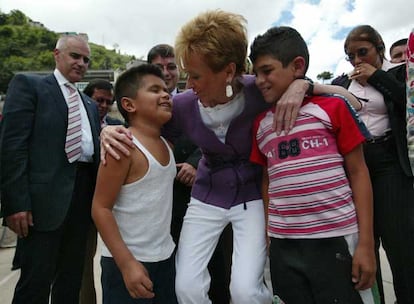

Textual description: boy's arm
[274,80,361,134]
[344,145,376,290]
[318,84,362,110]
[91,152,155,299]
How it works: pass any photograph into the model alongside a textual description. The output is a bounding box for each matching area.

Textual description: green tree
[6,10,27,26]
[0,12,9,26]
[0,10,136,94]
[316,71,334,84]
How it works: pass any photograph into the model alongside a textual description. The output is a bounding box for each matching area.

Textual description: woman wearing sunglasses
[332,25,414,304]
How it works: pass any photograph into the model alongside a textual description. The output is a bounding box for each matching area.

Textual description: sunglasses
[345,46,376,62]
[94,98,113,105]
[69,52,91,64]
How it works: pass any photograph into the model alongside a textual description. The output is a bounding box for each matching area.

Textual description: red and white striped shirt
[250,95,366,239]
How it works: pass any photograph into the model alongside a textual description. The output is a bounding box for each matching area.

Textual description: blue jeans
[101,254,177,304]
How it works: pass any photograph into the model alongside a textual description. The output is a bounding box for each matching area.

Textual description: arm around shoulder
[315,82,362,110]
[100,125,134,164]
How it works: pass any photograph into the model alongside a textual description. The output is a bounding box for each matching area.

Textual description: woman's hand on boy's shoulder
[100,125,134,165]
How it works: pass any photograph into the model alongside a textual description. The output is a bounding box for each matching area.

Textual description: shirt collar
[382,59,403,72]
[171,87,179,96]
[54,68,72,87]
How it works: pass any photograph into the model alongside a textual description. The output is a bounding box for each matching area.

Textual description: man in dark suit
[0,34,100,304]
[83,79,123,128]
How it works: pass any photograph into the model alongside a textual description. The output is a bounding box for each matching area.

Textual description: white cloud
[2,0,413,80]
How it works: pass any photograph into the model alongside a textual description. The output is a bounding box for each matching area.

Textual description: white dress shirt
[54,69,94,162]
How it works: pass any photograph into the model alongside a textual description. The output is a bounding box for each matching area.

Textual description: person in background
[406,30,414,175]
[147,44,180,96]
[0,34,100,304]
[92,64,177,303]
[100,10,362,304]
[250,25,376,304]
[78,79,121,304]
[84,79,123,127]
[332,25,414,304]
[147,43,231,303]
[390,38,408,64]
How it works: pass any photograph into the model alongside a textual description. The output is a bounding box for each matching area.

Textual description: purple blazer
[163,75,270,209]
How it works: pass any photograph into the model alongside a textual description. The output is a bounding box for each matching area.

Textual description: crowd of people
[0,8,412,304]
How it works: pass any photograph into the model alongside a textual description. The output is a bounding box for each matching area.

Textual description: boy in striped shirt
[249,26,377,304]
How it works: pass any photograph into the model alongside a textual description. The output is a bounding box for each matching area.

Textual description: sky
[2,0,413,81]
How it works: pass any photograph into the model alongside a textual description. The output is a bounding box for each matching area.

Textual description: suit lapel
[80,93,98,137]
[44,74,68,121]
[80,92,100,164]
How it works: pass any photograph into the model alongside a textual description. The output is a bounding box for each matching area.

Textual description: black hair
[114,64,165,123]
[147,44,175,63]
[390,38,408,53]
[249,26,309,73]
[83,79,113,98]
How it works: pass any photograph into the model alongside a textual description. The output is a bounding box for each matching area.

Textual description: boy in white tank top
[92,64,177,304]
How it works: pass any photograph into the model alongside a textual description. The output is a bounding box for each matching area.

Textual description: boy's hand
[351,243,376,290]
[121,260,154,299]
[100,125,134,165]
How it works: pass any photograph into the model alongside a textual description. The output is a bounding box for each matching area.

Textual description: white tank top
[101,136,176,262]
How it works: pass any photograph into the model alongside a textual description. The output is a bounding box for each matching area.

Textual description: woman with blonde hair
[101,10,362,304]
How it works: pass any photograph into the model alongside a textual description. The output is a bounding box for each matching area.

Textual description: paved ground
[0,228,396,303]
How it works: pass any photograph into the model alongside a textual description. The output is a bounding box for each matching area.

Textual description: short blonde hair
[175,10,248,75]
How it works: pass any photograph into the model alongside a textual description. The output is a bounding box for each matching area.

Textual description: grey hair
[55,34,89,51]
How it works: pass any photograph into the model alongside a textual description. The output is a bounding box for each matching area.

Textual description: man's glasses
[345,46,374,62]
[69,52,90,64]
[155,63,177,72]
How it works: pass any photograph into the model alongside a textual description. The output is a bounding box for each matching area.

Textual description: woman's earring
[226,84,233,98]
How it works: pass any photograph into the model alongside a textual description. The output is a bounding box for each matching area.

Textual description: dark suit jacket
[172,135,201,214]
[332,63,411,177]
[0,73,101,231]
[104,115,123,126]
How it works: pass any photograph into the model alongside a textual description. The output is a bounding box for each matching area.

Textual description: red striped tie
[65,84,82,163]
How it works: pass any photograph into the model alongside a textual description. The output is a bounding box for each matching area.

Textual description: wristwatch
[297,76,314,96]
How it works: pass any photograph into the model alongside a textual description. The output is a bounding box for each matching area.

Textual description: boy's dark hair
[249,26,310,73]
[83,79,113,99]
[147,44,175,63]
[114,64,165,123]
